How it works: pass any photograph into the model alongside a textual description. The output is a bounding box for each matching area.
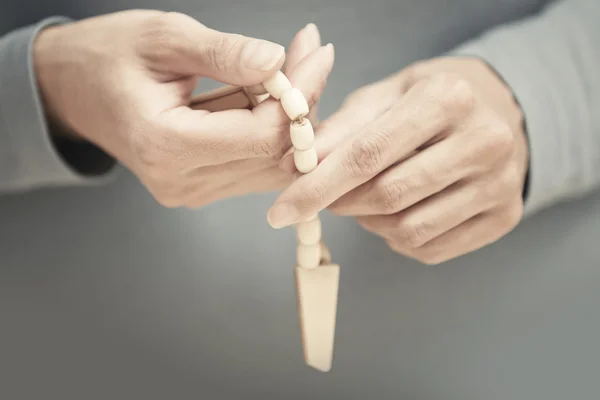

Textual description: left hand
[268,57,529,264]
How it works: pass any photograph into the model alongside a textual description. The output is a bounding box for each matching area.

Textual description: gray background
[3,0,600,399]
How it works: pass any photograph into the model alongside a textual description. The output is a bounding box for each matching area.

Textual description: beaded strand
[261,71,323,268]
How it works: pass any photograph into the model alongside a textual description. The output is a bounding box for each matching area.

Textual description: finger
[156,43,334,169]
[184,166,292,209]
[284,23,321,75]
[385,201,523,265]
[254,42,334,115]
[189,24,321,114]
[355,178,498,249]
[150,158,284,208]
[185,157,280,179]
[328,132,486,216]
[286,23,322,125]
[268,75,467,228]
[278,80,395,174]
[249,42,334,151]
[141,12,286,85]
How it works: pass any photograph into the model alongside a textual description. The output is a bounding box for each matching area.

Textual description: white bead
[297,244,321,268]
[290,118,315,151]
[280,88,309,121]
[294,148,318,173]
[296,217,321,245]
[262,71,292,100]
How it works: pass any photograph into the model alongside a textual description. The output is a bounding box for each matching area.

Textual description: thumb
[146,12,285,86]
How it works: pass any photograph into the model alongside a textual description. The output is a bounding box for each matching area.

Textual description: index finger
[166,42,334,169]
[249,42,334,155]
[266,75,468,228]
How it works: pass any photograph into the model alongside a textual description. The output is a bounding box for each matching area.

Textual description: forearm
[0,17,118,195]
[449,0,600,217]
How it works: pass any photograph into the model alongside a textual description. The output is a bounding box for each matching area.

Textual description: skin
[269,57,529,265]
[33,10,527,264]
[34,10,333,208]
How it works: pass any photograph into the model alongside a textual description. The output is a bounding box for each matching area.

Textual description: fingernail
[279,151,296,174]
[242,39,285,71]
[304,23,318,34]
[267,202,300,229]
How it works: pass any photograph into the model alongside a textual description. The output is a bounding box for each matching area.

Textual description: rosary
[191,70,340,373]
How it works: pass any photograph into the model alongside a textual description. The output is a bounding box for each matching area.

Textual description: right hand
[34,10,334,208]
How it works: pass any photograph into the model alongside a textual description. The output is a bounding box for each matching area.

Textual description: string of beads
[261,71,323,268]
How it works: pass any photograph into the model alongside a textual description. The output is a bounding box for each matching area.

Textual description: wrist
[33,23,82,141]
[32,21,117,177]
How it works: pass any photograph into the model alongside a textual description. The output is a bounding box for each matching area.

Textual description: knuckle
[470,118,515,169]
[158,11,190,25]
[393,61,428,91]
[502,200,524,230]
[428,73,477,117]
[356,216,377,232]
[150,185,183,208]
[343,131,390,177]
[386,239,404,254]
[141,13,183,55]
[306,182,328,205]
[373,178,410,214]
[156,195,182,208]
[395,217,431,249]
[154,12,192,32]
[489,122,515,159]
[246,133,280,158]
[144,177,185,209]
[416,250,446,265]
[207,35,241,72]
[475,116,515,164]
[499,162,523,195]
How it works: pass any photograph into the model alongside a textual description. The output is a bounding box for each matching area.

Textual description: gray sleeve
[449,0,600,217]
[0,17,119,195]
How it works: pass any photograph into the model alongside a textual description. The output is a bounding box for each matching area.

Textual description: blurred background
[3,1,600,399]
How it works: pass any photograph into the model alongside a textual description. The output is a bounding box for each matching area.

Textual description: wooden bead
[296,217,321,245]
[280,88,309,121]
[262,71,292,100]
[294,148,318,174]
[290,118,315,151]
[297,244,321,268]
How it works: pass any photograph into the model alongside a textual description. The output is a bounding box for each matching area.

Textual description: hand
[34,10,333,208]
[269,57,529,264]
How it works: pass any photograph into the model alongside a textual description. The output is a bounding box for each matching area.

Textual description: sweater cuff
[0,17,119,193]
[447,29,593,218]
